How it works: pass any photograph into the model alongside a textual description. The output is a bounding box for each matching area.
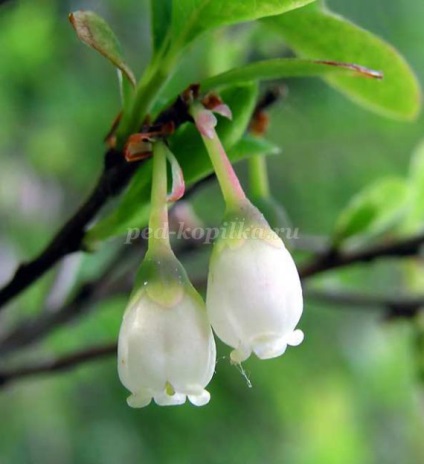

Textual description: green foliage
[333,140,424,243]
[171,0,316,49]
[150,0,172,54]
[85,83,259,244]
[333,177,409,246]
[265,4,421,119]
[119,0,321,140]
[228,135,281,159]
[0,2,55,77]
[201,58,381,91]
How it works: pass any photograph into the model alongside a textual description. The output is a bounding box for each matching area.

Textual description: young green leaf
[171,0,316,49]
[227,135,281,160]
[201,58,381,91]
[265,6,421,120]
[150,0,172,55]
[84,83,260,245]
[69,10,135,86]
[333,177,409,246]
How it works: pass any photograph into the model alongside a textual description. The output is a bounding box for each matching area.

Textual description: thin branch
[3,261,424,386]
[0,193,207,355]
[0,342,117,387]
[306,288,423,320]
[3,285,423,388]
[0,248,135,355]
[3,229,424,356]
[299,233,424,279]
[0,151,138,310]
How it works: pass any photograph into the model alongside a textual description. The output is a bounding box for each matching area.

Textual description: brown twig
[0,246,138,355]
[0,150,138,310]
[2,285,423,388]
[0,342,117,387]
[3,229,424,356]
[0,186,209,356]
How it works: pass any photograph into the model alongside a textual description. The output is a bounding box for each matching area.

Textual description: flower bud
[206,199,303,363]
[118,248,216,407]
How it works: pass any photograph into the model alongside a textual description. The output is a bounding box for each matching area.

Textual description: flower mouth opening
[230,330,304,363]
[126,384,211,408]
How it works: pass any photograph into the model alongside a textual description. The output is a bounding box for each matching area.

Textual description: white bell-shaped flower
[206,199,303,363]
[118,249,216,408]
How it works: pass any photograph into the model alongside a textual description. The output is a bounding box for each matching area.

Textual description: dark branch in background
[299,232,424,279]
[0,152,138,309]
[2,231,424,385]
[306,288,423,319]
[0,180,211,356]
[0,342,117,388]
[0,236,208,387]
[2,285,424,388]
[2,188,424,356]
[3,228,423,358]
[0,93,194,311]
[0,245,139,355]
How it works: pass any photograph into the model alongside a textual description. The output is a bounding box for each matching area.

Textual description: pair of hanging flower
[118,94,304,408]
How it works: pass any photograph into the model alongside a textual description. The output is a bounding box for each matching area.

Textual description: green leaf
[265,6,421,120]
[150,0,172,55]
[201,58,381,91]
[227,135,281,159]
[333,177,409,245]
[401,140,424,234]
[69,10,136,86]
[84,83,259,245]
[171,0,316,48]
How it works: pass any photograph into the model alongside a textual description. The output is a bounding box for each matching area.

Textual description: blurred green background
[1,0,424,463]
